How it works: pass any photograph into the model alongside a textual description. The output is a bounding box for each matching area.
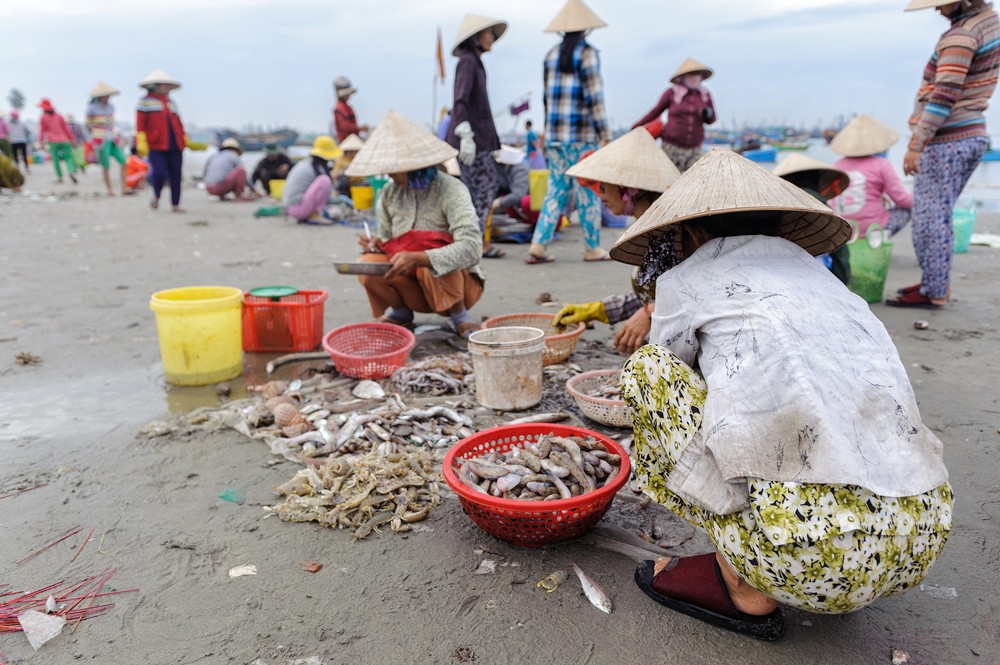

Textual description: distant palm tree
[7,88,25,111]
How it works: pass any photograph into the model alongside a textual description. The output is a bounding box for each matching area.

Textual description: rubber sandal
[884,291,944,309]
[634,555,784,641]
[896,284,922,296]
[375,315,415,330]
[482,246,506,259]
[584,252,612,262]
[456,321,481,340]
[525,254,555,265]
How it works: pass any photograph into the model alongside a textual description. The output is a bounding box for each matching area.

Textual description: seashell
[352,380,385,400]
[272,403,300,427]
[282,422,311,437]
[266,396,295,411]
[259,380,289,400]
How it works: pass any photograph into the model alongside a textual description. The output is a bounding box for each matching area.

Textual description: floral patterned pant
[663,142,703,173]
[459,151,500,234]
[912,137,987,299]
[621,344,953,614]
[531,142,602,250]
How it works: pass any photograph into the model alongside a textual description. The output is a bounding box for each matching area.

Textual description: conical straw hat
[89,81,119,98]
[610,149,852,266]
[771,153,850,195]
[829,115,899,157]
[339,133,365,152]
[905,0,954,10]
[345,110,458,177]
[452,14,508,56]
[671,57,713,82]
[566,128,681,192]
[544,0,607,33]
[138,68,181,90]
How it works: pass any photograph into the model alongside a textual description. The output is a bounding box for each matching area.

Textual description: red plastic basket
[322,322,416,379]
[442,424,631,547]
[242,290,328,353]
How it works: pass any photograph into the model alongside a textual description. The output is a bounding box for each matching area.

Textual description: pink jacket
[38,112,75,145]
[828,156,912,237]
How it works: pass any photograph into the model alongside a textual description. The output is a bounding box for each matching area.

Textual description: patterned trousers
[663,142,703,173]
[531,142,602,250]
[458,151,500,234]
[912,137,987,299]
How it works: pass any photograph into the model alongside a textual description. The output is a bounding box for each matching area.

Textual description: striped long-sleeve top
[542,40,610,145]
[908,4,1000,152]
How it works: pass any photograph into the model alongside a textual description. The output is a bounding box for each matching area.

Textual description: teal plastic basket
[953,207,976,253]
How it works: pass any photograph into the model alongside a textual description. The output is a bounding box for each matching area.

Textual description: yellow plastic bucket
[149,286,243,386]
[351,185,375,210]
[529,169,548,211]
[268,179,286,200]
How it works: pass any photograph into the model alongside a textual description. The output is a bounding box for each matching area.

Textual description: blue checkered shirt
[543,41,610,144]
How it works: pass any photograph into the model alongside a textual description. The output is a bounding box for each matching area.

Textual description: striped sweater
[909,4,1000,152]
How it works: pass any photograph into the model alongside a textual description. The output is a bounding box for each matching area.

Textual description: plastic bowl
[481,313,584,366]
[565,369,632,428]
[442,424,631,547]
[322,322,415,379]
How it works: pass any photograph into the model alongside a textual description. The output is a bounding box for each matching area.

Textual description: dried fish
[571,563,612,613]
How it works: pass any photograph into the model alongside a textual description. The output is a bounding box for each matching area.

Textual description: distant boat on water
[216,128,299,151]
[981,149,1000,162]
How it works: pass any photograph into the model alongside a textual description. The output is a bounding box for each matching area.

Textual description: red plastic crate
[241,290,328,352]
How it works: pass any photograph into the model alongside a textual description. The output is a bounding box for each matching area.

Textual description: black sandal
[635,555,784,641]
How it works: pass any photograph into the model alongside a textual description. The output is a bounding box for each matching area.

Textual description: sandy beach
[1,165,999,665]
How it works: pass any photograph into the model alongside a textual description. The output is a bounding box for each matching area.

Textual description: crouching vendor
[610,149,952,641]
[346,110,486,339]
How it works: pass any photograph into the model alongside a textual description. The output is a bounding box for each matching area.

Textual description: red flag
[436,27,446,84]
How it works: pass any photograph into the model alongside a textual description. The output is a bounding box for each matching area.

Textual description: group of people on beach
[338,0,992,642]
[3,0,995,643]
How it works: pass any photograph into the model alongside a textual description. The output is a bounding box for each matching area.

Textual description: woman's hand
[612,306,652,355]
[357,234,383,253]
[903,149,921,176]
[384,250,430,279]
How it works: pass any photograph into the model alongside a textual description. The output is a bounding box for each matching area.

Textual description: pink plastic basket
[565,369,632,428]
[481,313,584,366]
[322,323,415,379]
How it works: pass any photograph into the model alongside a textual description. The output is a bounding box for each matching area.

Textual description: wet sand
[1,166,998,664]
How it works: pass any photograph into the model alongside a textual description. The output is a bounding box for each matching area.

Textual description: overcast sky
[4,0,996,140]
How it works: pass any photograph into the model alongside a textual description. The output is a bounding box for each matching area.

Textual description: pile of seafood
[584,376,622,400]
[265,450,441,539]
[390,353,473,395]
[453,434,621,501]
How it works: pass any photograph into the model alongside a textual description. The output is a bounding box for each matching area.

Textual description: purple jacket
[633,87,716,149]
[445,48,499,153]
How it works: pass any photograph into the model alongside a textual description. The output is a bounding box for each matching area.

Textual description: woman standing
[632,57,716,173]
[889,0,999,309]
[611,150,952,640]
[86,81,127,196]
[8,111,31,174]
[528,0,610,264]
[445,13,508,259]
[37,98,78,184]
[136,69,186,212]
[332,77,369,143]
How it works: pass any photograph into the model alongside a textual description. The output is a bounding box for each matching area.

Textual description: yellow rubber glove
[136,131,149,157]
[552,301,608,328]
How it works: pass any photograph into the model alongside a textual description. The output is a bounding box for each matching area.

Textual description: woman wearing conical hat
[632,57,717,173]
[445,13,508,260]
[527,0,612,264]
[771,152,852,285]
[550,128,680,353]
[135,69,186,212]
[346,111,486,339]
[613,149,952,640]
[827,115,912,240]
[86,82,127,196]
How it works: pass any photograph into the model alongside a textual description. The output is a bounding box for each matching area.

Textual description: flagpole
[432,74,438,131]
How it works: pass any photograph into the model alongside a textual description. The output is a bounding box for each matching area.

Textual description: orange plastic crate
[241,290,328,352]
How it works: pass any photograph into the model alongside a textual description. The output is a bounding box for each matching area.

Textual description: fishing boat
[216,128,299,152]
[741,145,778,163]
[773,141,810,151]
[981,149,1000,162]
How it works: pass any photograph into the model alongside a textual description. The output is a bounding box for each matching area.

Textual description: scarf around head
[636,228,682,285]
[671,73,710,105]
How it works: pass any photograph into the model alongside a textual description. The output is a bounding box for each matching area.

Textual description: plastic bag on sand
[18,610,66,650]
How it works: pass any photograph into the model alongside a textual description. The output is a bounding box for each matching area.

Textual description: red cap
[38,98,54,111]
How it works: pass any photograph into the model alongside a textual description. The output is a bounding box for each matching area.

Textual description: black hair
[558,32,585,74]
[688,211,784,239]
[525,120,533,129]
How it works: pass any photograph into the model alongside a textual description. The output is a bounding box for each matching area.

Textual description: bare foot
[150,198,159,210]
[171,206,186,213]
[653,555,779,617]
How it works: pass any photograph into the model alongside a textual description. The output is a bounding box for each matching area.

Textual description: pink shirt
[38,112,74,145]
[828,156,912,237]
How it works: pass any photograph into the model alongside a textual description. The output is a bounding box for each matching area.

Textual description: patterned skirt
[621,344,954,614]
